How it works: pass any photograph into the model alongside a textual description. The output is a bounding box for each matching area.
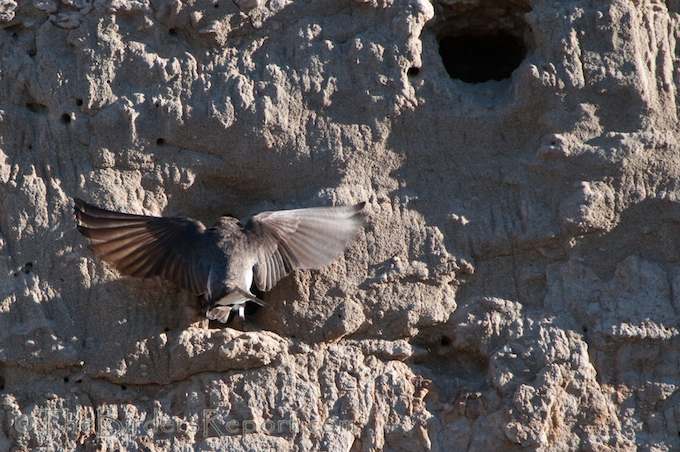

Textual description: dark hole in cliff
[169,28,178,36]
[64,377,69,383]
[441,336,452,346]
[0,375,4,391]
[26,102,47,114]
[407,67,421,77]
[439,34,526,83]
[61,113,71,124]
[432,0,531,83]
[245,300,260,317]
[22,262,33,274]
[76,98,83,106]
[214,2,219,7]
[121,385,127,390]
[157,138,165,146]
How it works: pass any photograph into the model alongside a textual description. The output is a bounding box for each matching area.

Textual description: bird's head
[213,215,242,229]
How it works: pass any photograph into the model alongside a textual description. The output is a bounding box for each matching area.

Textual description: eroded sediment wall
[0,0,679,450]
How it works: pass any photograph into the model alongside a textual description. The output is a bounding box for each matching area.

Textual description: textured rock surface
[1,0,680,450]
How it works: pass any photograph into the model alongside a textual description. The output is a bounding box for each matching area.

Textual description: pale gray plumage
[73,198,365,322]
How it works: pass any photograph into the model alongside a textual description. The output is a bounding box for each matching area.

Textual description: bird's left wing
[245,202,365,292]
[73,198,212,295]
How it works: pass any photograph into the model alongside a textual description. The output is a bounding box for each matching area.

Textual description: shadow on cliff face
[537,197,680,413]
[377,0,680,398]
[378,10,539,389]
[572,198,680,278]
[384,0,542,262]
[408,195,680,411]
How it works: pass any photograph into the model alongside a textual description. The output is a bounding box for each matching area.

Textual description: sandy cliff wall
[0,0,679,450]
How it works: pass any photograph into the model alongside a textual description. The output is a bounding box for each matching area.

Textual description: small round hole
[407,67,421,77]
[157,138,165,146]
[61,113,71,124]
[76,98,83,106]
[121,385,127,390]
[441,336,452,346]
[63,377,69,383]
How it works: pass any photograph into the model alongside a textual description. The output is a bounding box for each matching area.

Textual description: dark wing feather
[73,198,211,295]
[245,202,365,292]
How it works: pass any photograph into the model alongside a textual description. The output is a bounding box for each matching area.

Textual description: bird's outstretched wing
[246,202,365,292]
[73,198,211,295]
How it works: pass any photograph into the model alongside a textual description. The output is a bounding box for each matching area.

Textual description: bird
[73,198,365,323]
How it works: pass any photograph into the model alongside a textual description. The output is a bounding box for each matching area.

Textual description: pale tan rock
[1,0,680,451]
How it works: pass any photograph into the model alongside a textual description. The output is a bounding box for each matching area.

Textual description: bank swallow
[73,198,364,322]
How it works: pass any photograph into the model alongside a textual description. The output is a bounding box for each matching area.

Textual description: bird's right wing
[73,198,212,295]
[245,202,365,292]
